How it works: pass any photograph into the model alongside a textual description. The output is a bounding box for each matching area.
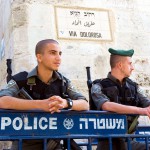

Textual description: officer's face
[121,57,134,77]
[37,43,62,71]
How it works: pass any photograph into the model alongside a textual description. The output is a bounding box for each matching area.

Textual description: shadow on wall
[93,55,110,79]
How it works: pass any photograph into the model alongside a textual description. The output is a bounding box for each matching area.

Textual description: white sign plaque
[55,6,112,41]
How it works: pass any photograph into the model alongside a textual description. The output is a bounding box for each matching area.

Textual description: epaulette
[56,71,68,84]
[93,79,101,84]
[92,78,105,84]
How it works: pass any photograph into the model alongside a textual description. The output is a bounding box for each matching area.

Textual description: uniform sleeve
[0,80,19,97]
[91,83,109,110]
[66,80,87,101]
[137,86,150,107]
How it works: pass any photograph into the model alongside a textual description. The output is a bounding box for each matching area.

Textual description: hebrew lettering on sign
[55,6,112,41]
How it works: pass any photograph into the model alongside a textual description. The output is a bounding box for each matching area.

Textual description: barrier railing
[0,109,149,150]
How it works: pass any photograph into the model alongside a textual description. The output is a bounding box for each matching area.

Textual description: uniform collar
[107,72,127,85]
[27,67,38,78]
[27,66,62,82]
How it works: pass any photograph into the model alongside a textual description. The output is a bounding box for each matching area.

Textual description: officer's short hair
[35,39,59,55]
[110,55,125,68]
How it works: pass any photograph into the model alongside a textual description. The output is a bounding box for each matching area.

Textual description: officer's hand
[144,106,150,118]
[48,96,67,114]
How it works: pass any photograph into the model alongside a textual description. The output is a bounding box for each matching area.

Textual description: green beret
[108,48,134,57]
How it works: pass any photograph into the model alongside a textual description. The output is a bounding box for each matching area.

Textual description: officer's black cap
[108,48,134,57]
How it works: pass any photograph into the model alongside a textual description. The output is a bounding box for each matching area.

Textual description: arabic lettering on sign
[72,20,95,28]
[70,11,95,28]
[55,6,112,41]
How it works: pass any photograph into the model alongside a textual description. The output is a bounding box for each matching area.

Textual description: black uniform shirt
[0,67,87,101]
[91,72,150,110]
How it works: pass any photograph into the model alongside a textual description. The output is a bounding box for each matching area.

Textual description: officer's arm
[71,99,89,111]
[0,95,50,111]
[0,80,50,111]
[48,95,89,113]
[66,81,89,111]
[91,83,150,117]
[101,85,150,117]
[91,83,109,110]
[102,101,150,117]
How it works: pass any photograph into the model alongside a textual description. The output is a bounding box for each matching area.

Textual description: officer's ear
[116,61,123,69]
[36,53,42,63]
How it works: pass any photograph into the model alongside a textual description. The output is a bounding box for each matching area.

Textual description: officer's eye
[49,50,56,55]
[51,51,56,55]
[59,51,62,56]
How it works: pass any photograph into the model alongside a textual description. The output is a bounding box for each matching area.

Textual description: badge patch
[93,84,102,94]
[68,85,77,92]
[6,80,16,89]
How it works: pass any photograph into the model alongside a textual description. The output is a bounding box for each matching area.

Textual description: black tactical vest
[94,78,140,106]
[12,71,68,100]
[93,78,140,131]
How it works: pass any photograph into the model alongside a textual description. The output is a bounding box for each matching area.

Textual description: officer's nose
[131,64,134,70]
[56,54,61,61]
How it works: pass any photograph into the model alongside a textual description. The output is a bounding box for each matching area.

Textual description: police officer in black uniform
[91,48,150,150]
[0,39,89,150]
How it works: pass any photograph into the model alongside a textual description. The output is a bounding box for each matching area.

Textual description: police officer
[91,48,150,150]
[0,39,89,150]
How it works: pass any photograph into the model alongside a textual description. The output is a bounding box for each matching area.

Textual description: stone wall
[1,0,150,97]
[0,0,13,88]
[0,0,13,148]
[0,0,150,148]
[2,0,149,97]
